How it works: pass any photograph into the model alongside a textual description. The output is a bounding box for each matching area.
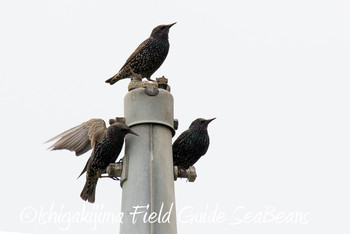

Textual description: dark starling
[46,119,138,203]
[172,118,215,170]
[80,123,137,203]
[105,22,176,85]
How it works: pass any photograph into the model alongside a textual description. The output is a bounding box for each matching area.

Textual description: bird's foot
[131,71,143,81]
[100,175,120,181]
[131,77,142,82]
[147,77,156,82]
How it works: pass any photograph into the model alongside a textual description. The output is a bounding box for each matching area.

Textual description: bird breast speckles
[131,39,169,76]
[91,138,122,170]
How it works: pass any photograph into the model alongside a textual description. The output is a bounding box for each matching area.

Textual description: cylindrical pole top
[124,88,175,135]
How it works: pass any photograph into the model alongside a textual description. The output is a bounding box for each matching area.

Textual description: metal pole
[120,84,177,234]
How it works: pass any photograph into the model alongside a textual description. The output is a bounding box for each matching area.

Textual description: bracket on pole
[102,164,198,182]
[106,162,123,178]
[174,166,197,182]
[127,76,171,92]
[100,162,123,180]
[109,117,126,125]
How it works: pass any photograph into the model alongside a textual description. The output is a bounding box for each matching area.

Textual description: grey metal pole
[120,85,177,234]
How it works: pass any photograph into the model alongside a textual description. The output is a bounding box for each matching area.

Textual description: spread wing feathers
[46,118,107,156]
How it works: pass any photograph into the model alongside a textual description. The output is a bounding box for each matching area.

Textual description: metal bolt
[103,162,123,178]
[173,119,179,130]
[144,83,159,96]
[109,117,126,125]
[156,76,171,92]
[173,166,197,182]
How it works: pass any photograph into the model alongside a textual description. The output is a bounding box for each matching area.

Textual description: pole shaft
[120,88,177,234]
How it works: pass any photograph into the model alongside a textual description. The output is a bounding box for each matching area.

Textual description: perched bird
[46,119,138,203]
[172,118,215,170]
[80,122,137,203]
[105,22,176,85]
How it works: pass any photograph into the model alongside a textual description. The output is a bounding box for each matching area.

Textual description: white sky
[1,0,350,233]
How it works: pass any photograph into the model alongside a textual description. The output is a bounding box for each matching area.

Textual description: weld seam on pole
[150,123,154,234]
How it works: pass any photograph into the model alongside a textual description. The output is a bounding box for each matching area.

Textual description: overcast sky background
[1,0,350,233]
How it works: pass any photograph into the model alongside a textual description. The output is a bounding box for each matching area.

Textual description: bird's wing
[77,153,93,179]
[86,119,107,148]
[119,38,150,70]
[172,131,189,158]
[46,118,107,156]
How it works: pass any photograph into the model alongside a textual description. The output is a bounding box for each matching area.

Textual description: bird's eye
[161,26,166,30]
[200,120,205,124]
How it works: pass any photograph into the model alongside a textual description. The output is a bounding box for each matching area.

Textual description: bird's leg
[146,77,156,82]
[131,70,143,81]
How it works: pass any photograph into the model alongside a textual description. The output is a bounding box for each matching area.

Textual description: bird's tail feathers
[80,176,98,203]
[105,74,124,85]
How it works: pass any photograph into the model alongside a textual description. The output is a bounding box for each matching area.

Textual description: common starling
[105,22,176,85]
[46,119,138,203]
[80,123,137,203]
[172,118,215,170]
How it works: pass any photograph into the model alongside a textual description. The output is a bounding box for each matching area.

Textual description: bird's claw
[100,175,120,181]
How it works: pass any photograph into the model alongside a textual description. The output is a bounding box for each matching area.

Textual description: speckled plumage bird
[172,118,215,170]
[105,23,176,85]
[80,123,137,203]
[46,119,138,203]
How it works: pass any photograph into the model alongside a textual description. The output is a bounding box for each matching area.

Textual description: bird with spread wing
[46,119,138,203]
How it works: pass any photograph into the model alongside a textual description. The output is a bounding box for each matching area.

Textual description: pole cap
[124,88,175,136]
